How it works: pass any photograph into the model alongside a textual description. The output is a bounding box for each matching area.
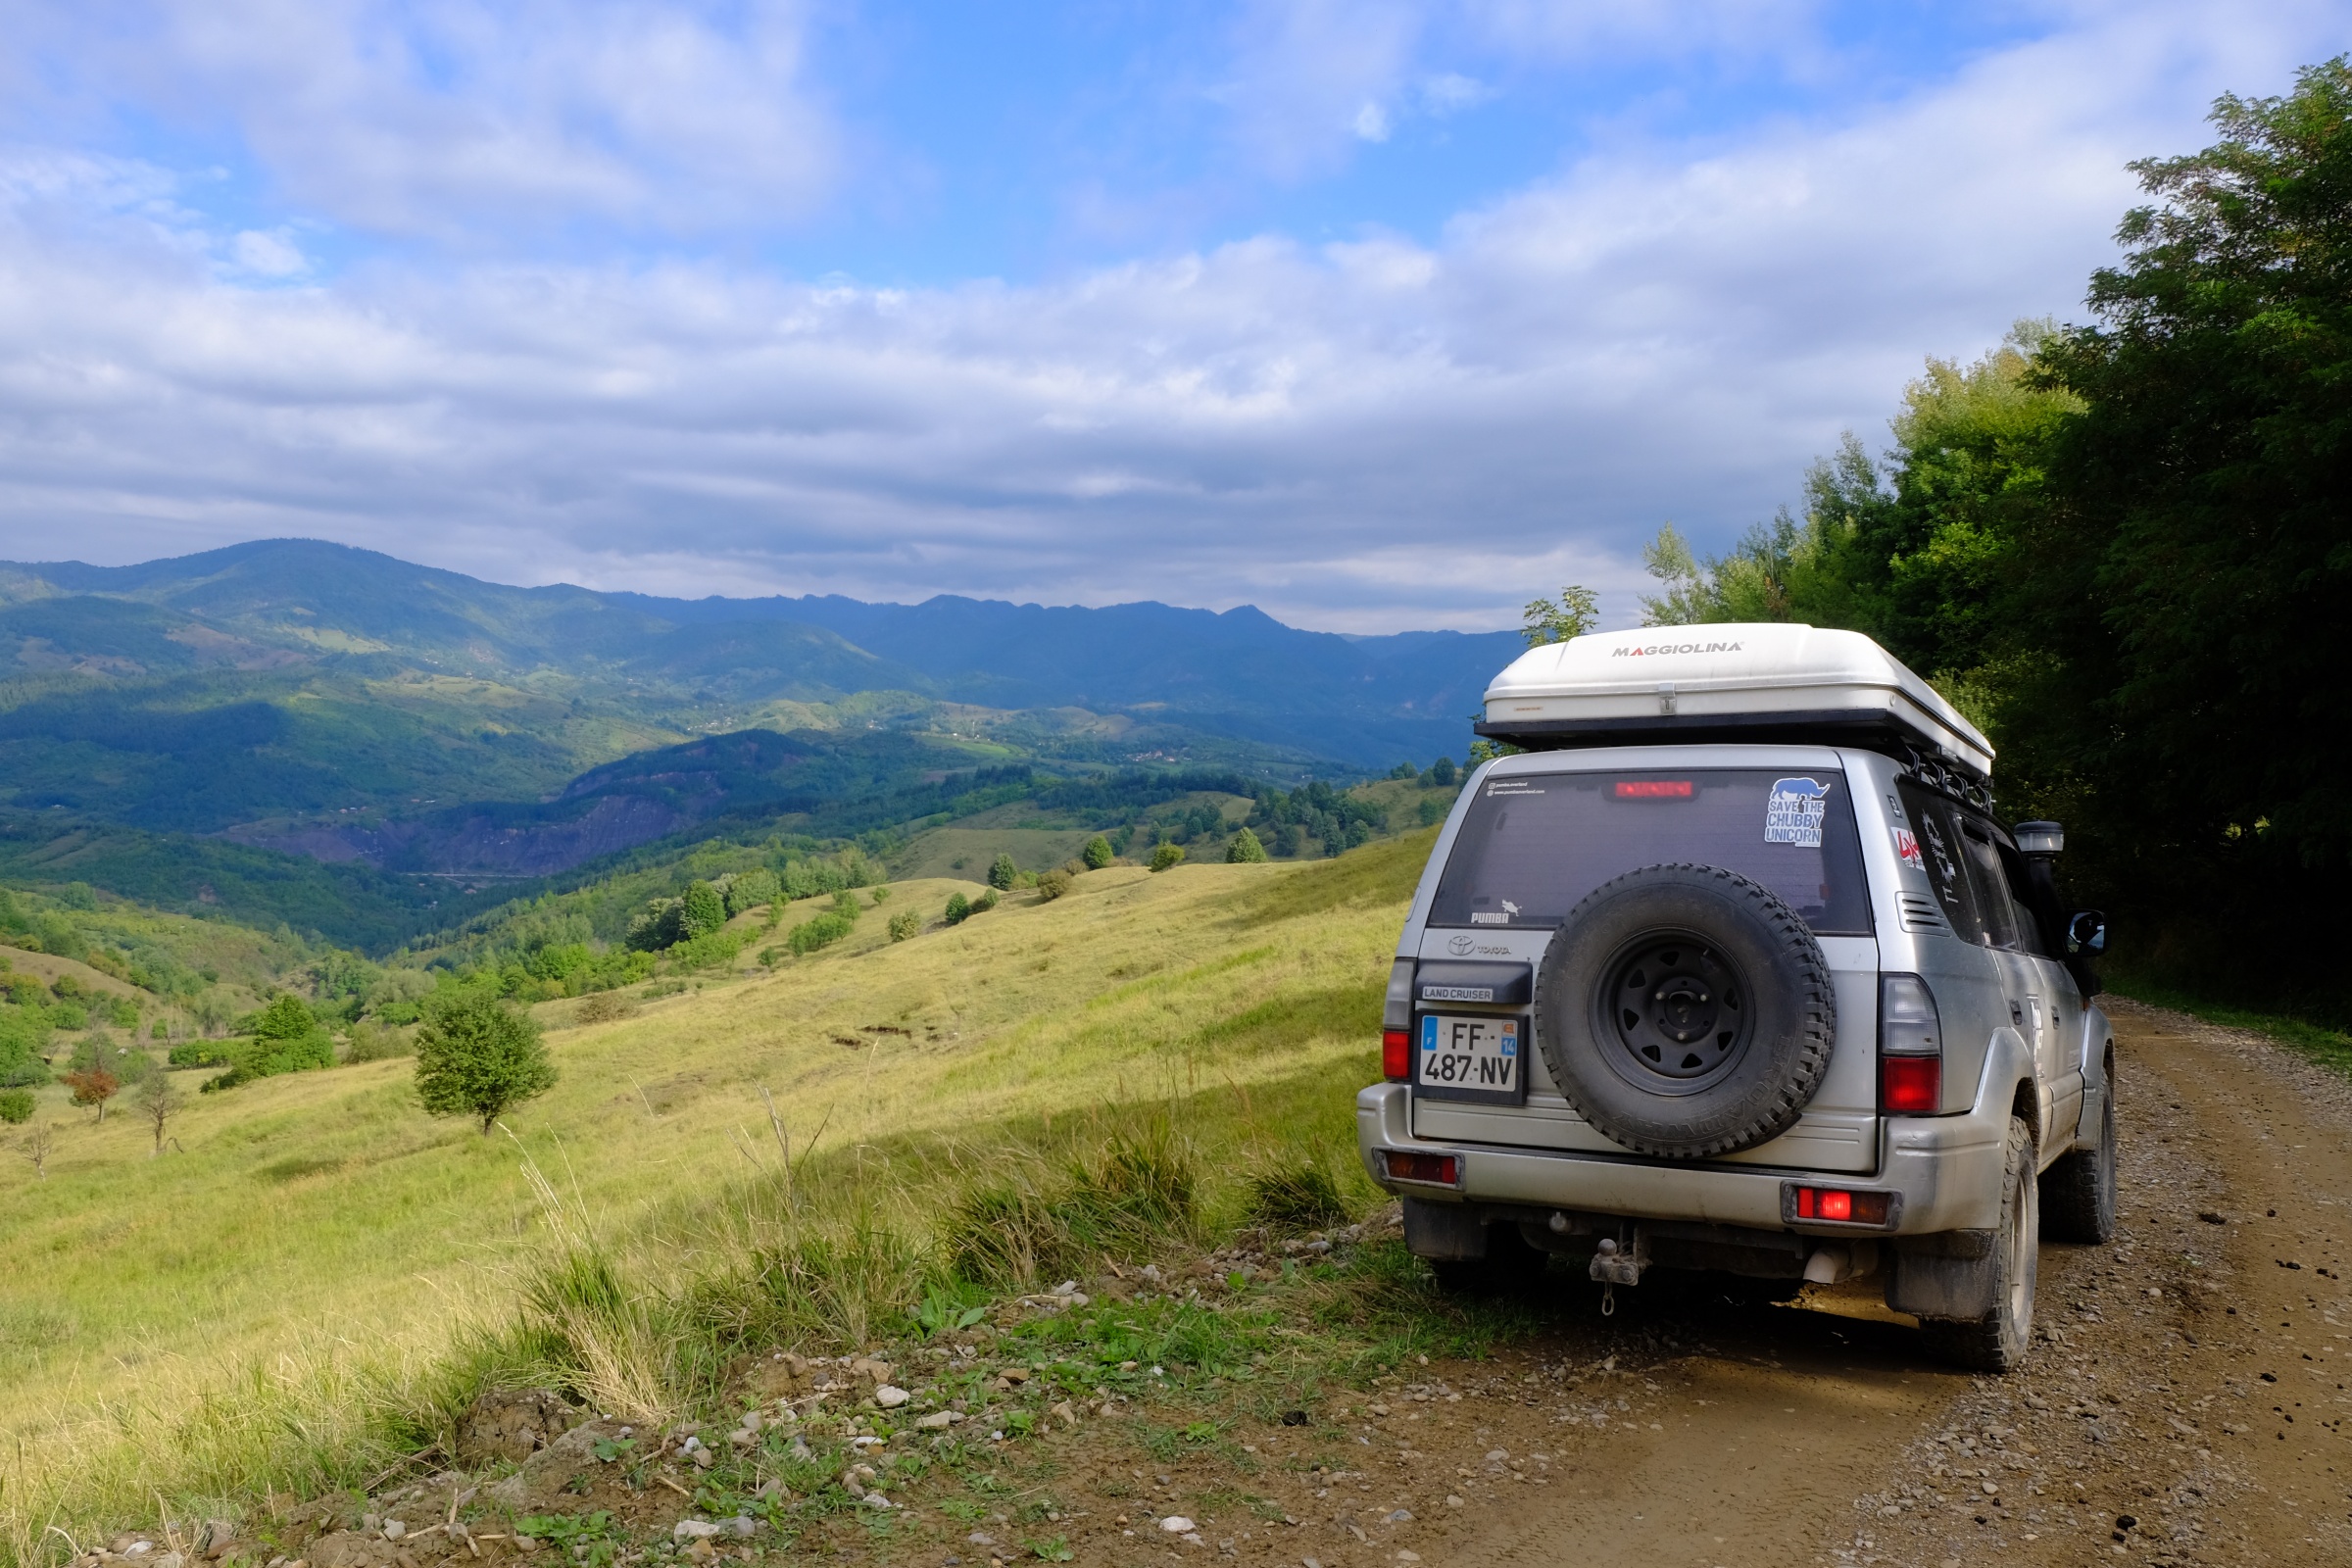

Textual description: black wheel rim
[1591,930,1755,1096]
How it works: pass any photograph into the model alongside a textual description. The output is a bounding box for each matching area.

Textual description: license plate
[1415,1013,1525,1103]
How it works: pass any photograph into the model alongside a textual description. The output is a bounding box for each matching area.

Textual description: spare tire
[1533,863,1835,1159]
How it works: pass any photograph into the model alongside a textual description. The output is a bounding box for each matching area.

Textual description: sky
[0,2,2342,632]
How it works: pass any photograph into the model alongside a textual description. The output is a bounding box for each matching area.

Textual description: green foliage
[206,994,337,1090]
[0,1086,30,1123]
[723,867,781,915]
[1081,835,1114,870]
[1034,869,1072,902]
[1422,757,1456,787]
[1520,584,1599,646]
[0,1007,50,1087]
[943,892,970,925]
[1243,781,1379,858]
[988,853,1019,890]
[787,911,857,956]
[1149,843,1185,872]
[167,1040,235,1068]
[679,880,726,939]
[1225,827,1267,863]
[414,990,557,1133]
[887,910,920,942]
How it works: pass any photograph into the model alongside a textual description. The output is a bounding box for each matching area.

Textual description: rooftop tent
[1476,623,1994,778]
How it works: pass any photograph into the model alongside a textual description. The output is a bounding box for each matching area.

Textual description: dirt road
[1189,999,2351,1568]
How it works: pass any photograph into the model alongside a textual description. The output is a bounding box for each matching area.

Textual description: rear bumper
[1355,1080,2011,1238]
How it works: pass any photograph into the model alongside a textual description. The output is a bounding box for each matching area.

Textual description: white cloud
[3,0,836,240]
[0,1,2337,632]
[1352,101,1395,142]
[230,228,307,277]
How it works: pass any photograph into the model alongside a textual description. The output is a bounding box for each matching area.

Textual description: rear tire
[1921,1116,2038,1373]
[2041,1079,2118,1245]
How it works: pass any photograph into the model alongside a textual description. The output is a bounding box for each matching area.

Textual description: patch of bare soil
[70,1000,2346,1568]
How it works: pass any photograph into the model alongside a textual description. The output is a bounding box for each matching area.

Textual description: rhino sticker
[1764,776,1832,848]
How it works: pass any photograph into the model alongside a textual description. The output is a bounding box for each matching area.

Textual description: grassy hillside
[0,832,1437,1551]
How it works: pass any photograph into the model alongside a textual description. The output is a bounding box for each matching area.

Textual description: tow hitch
[1588,1229,1649,1315]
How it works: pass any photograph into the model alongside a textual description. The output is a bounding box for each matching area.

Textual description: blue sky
[0,2,2343,629]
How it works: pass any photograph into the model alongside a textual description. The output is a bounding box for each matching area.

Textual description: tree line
[1586,62,2350,1020]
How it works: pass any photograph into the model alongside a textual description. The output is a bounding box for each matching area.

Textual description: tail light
[1383,956,1416,1081]
[1788,1185,1893,1225]
[1383,1029,1412,1081]
[1381,1150,1459,1186]
[1880,973,1943,1114]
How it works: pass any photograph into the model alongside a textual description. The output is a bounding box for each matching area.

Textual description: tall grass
[0,841,1435,1565]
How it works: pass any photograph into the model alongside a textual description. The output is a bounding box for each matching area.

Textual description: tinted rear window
[1430,768,1872,935]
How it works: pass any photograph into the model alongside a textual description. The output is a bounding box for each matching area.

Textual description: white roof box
[1480,623,1994,777]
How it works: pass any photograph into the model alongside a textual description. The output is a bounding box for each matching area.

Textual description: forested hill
[0,540,1517,765]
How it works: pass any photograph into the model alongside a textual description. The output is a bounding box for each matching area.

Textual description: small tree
[888,911,920,942]
[414,991,557,1135]
[0,1087,32,1124]
[1424,757,1457,787]
[988,854,1018,891]
[22,1118,52,1179]
[63,1066,119,1122]
[133,1071,184,1156]
[944,892,971,925]
[1521,584,1599,647]
[1082,835,1114,870]
[1227,827,1269,863]
[1149,843,1185,872]
[680,881,727,939]
[1035,869,1073,901]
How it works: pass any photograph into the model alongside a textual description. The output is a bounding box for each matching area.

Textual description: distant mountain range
[0,540,1518,933]
[0,539,1516,765]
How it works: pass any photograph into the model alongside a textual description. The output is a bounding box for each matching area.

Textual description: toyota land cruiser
[1357,623,2114,1370]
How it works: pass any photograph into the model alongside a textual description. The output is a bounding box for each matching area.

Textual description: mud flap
[1402,1197,1489,1261]
[1886,1230,1998,1319]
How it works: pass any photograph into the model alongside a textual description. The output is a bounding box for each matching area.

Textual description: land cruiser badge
[1764,776,1831,847]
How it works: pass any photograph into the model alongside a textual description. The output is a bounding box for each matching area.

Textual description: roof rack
[1474,623,1994,781]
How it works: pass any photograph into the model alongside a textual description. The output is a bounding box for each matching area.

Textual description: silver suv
[1356,624,2114,1370]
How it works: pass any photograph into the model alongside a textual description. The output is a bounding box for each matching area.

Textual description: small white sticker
[1765,776,1831,847]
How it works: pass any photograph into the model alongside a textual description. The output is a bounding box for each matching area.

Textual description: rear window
[1430,767,1872,935]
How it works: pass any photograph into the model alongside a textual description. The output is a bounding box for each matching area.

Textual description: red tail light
[1791,1186,1890,1225]
[1383,1028,1412,1080]
[1382,1150,1458,1186]
[1880,1054,1941,1113]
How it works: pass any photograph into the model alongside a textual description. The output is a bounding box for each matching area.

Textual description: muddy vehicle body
[1358,624,2114,1369]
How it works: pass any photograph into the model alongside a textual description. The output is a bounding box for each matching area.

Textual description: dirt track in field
[1134,998,2352,1568]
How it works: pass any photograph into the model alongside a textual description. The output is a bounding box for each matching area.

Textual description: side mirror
[2068,909,2107,956]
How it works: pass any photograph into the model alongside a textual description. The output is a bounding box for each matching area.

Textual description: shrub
[168,1040,235,1068]
[788,911,857,956]
[868,883,892,905]
[1035,869,1073,901]
[1227,826,1268,862]
[105,996,139,1028]
[50,974,83,1001]
[1243,1159,1351,1232]
[1082,835,1114,870]
[989,854,1019,890]
[1149,843,1185,872]
[724,867,781,915]
[680,881,727,939]
[205,995,337,1090]
[0,1087,32,1123]
[1423,757,1457,787]
[943,892,970,925]
[342,1021,412,1063]
[888,910,920,942]
[575,992,637,1024]
[831,889,862,918]
[63,1065,119,1120]
[415,991,557,1134]
[969,889,998,917]
[48,1002,87,1031]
